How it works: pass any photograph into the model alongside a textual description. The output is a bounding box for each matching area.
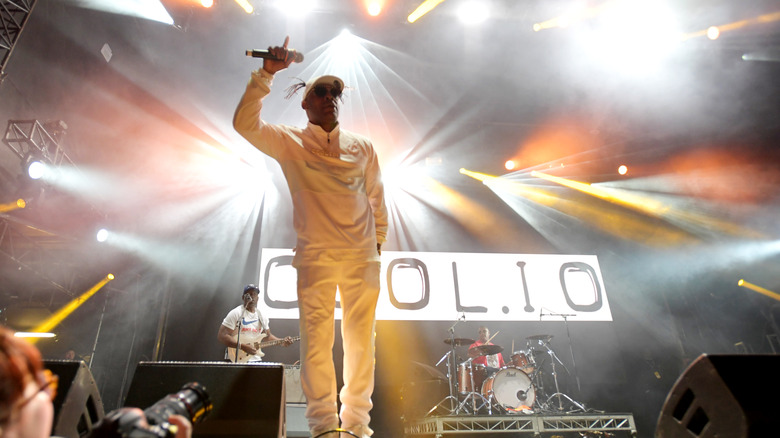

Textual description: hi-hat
[444,338,475,346]
[468,344,503,357]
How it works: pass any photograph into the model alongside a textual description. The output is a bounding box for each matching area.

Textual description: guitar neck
[257,336,301,348]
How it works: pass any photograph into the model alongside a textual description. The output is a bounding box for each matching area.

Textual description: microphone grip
[245,49,304,63]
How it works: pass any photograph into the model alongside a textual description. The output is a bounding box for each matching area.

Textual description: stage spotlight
[618,165,628,175]
[22,153,47,180]
[273,0,314,16]
[234,0,253,14]
[408,0,445,23]
[14,332,56,338]
[27,161,46,179]
[458,1,489,25]
[738,279,780,302]
[96,228,109,242]
[201,0,213,7]
[0,199,26,213]
[505,160,517,171]
[707,26,720,40]
[367,1,382,16]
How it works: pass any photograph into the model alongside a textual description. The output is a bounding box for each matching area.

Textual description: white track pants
[296,261,380,433]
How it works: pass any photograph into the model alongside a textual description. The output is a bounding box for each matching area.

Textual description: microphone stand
[553,312,580,393]
[234,319,242,363]
[427,315,466,417]
[540,311,586,413]
[447,315,465,414]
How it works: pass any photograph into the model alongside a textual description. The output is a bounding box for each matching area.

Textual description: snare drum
[457,362,487,394]
[510,350,536,374]
[481,366,535,412]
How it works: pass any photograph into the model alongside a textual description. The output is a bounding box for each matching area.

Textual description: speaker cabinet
[124,361,285,438]
[656,354,780,438]
[44,360,105,438]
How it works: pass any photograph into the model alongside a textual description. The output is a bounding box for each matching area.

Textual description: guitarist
[217,284,294,362]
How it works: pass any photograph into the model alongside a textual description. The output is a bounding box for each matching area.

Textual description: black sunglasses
[313,84,342,98]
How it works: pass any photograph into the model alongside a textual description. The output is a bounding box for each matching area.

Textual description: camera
[90,382,212,438]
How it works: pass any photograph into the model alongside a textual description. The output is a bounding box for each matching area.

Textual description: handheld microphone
[245,49,304,63]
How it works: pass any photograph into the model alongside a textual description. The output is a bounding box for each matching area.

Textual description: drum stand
[426,349,459,416]
[538,339,587,413]
[426,318,468,417]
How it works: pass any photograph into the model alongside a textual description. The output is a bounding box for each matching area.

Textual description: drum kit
[428,330,586,416]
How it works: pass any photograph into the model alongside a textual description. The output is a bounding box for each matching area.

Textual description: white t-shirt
[221,304,270,362]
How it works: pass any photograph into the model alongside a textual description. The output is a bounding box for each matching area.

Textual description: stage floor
[404,413,637,437]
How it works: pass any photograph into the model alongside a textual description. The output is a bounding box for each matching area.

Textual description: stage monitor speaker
[44,360,105,438]
[656,354,780,438]
[124,361,285,438]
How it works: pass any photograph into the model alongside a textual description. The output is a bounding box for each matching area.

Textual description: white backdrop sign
[259,249,612,322]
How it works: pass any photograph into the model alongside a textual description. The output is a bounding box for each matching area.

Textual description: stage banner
[259,249,612,322]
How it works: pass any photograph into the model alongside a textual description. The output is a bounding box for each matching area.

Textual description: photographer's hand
[168,415,192,438]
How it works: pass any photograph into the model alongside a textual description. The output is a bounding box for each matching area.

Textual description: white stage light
[458,1,489,25]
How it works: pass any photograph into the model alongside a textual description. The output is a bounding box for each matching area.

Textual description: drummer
[469,326,505,374]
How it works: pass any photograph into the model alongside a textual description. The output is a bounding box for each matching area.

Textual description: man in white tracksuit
[233,36,388,438]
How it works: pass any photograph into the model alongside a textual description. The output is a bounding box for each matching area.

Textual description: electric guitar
[227,334,300,363]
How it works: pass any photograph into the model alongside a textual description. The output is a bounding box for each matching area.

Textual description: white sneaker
[341,424,373,438]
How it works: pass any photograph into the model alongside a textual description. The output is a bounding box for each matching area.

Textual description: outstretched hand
[262,36,296,75]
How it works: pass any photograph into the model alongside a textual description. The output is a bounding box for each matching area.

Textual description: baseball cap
[243,284,259,295]
[302,75,345,100]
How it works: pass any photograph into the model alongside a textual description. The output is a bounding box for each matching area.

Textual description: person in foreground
[233,36,388,438]
[0,325,192,438]
[0,325,56,438]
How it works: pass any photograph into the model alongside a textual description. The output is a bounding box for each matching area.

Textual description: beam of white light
[73,0,174,25]
[457,1,489,25]
[575,0,681,74]
[366,1,382,17]
[272,0,315,17]
[279,31,432,160]
[742,51,780,62]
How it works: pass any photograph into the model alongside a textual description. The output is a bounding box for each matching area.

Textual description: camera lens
[144,382,212,426]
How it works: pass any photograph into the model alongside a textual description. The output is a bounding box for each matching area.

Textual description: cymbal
[444,338,475,346]
[526,334,553,343]
[468,344,503,357]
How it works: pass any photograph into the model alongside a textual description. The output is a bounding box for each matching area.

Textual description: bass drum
[481,366,535,413]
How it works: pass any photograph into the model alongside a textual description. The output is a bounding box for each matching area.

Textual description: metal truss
[405,413,637,437]
[0,213,77,299]
[3,119,71,167]
[0,0,36,78]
